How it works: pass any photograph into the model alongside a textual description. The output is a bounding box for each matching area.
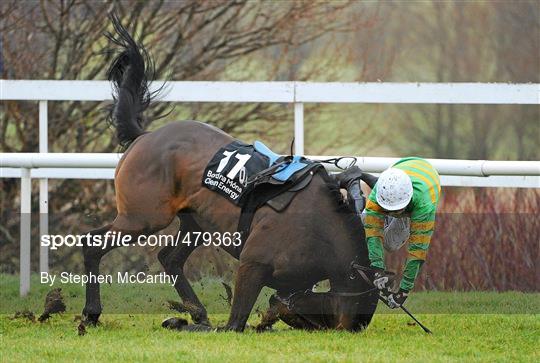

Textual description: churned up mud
[39,288,66,322]
[12,310,36,322]
[220,282,233,307]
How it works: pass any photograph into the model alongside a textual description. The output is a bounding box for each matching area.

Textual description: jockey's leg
[334,166,365,217]
[340,178,364,217]
[346,179,365,217]
[360,172,378,189]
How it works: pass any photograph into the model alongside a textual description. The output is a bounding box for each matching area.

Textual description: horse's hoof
[162,317,188,330]
[82,313,101,326]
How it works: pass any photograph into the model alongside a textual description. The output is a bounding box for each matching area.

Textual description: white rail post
[294,103,304,155]
[39,100,49,274]
[20,168,31,296]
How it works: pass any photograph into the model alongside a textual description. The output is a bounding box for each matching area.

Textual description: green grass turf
[1,274,538,362]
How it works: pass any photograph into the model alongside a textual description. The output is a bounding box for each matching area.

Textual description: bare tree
[389,1,539,160]
[0,0,388,273]
[492,1,540,161]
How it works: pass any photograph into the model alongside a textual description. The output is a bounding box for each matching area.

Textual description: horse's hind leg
[82,214,174,325]
[158,212,210,326]
[82,224,113,324]
[223,262,271,332]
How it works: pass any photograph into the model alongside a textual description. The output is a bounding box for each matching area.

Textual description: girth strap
[235,163,322,253]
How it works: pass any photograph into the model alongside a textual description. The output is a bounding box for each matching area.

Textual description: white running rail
[1,80,539,296]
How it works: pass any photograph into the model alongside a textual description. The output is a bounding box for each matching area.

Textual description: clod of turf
[220,282,233,306]
[167,300,199,315]
[38,288,66,322]
[407,321,417,326]
[12,310,35,322]
[77,322,86,336]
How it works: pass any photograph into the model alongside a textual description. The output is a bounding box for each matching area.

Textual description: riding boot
[334,166,365,217]
[360,172,378,189]
[335,165,363,188]
[346,179,365,218]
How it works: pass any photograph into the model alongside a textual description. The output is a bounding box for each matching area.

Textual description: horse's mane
[319,169,370,259]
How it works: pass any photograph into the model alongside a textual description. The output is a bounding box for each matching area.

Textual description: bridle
[274,266,378,330]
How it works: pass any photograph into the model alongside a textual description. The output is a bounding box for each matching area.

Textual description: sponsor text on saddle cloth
[202,140,311,205]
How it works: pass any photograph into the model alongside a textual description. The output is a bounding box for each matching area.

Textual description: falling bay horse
[82,16,378,332]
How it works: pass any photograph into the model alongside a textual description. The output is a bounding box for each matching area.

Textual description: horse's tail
[105,14,156,150]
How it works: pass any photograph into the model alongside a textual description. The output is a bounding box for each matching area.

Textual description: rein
[350,262,377,287]
[276,282,377,330]
[280,262,378,311]
[283,284,377,310]
[327,288,378,297]
[246,156,293,185]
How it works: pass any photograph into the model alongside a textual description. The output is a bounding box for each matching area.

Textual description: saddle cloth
[202,140,313,205]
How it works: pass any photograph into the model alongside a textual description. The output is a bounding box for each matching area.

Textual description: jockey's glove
[372,268,395,290]
[384,288,409,309]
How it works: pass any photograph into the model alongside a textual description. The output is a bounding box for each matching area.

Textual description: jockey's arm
[399,208,436,291]
[363,198,386,270]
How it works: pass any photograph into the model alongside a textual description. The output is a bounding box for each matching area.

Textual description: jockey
[337,157,441,309]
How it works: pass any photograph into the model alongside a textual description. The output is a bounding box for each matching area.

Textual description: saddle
[201,139,322,247]
[237,141,322,242]
[252,141,312,183]
[246,141,318,211]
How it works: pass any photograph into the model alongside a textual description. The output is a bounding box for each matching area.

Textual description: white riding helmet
[376,168,413,211]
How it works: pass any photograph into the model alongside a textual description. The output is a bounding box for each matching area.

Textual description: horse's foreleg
[82,224,114,325]
[223,262,270,332]
[255,295,281,332]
